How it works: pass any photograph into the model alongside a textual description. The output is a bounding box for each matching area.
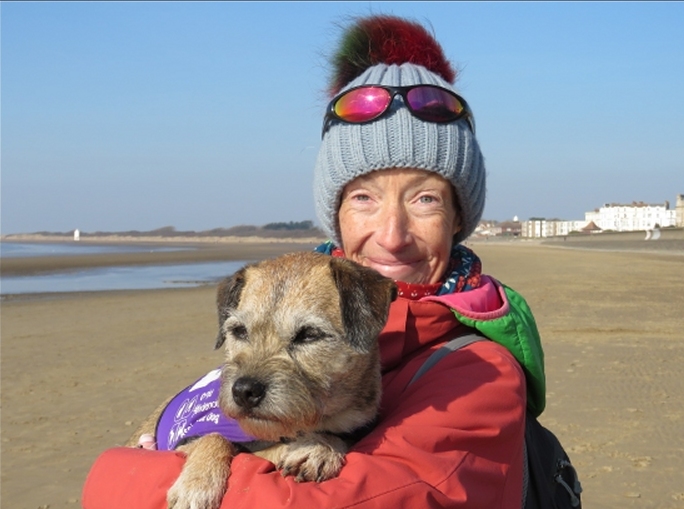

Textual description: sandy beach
[2,238,684,508]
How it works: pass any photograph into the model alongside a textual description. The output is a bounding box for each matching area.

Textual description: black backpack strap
[408,332,486,387]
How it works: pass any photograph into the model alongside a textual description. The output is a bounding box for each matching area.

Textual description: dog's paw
[167,433,233,509]
[277,433,347,482]
[167,467,227,509]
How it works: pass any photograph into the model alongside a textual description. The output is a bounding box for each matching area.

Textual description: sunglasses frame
[322,84,475,137]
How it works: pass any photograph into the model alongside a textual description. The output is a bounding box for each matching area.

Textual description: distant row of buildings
[475,194,684,239]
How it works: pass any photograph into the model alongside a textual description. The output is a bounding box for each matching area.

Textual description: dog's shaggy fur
[127,252,396,509]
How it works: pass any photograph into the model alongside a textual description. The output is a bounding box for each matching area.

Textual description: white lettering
[168,420,189,447]
[197,412,220,425]
[191,400,218,415]
[175,396,198,421]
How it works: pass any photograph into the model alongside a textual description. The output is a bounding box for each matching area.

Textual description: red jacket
[83,289,527,508]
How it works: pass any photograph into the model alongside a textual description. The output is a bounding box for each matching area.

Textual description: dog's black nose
[232,377,266,409]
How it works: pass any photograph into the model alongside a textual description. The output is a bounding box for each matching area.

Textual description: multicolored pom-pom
[329,15,456,96]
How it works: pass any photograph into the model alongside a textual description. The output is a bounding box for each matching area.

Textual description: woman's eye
[419,195,436,204]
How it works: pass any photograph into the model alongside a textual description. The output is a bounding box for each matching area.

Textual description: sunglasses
[322,84,475,137]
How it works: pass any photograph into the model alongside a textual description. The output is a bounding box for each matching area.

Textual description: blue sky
[2,1,683,234]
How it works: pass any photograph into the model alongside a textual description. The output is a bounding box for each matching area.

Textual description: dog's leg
[258,432,348,483]
[167,433,236,509]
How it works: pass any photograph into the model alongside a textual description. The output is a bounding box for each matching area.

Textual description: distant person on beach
[83,15,546,508]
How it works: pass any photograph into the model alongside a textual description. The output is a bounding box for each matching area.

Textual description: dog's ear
[215,268,247,349]
[329,258,397,352]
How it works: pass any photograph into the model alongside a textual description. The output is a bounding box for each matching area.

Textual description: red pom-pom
[330,15,456,95]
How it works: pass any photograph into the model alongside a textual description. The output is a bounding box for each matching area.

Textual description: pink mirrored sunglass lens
[334,88,392,122]
[406,87,464,121]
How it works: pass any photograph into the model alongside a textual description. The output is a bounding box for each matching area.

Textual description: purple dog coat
[155,368,259,450]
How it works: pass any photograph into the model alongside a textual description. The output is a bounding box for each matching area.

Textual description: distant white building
[474,219,521,237]
[74,229,80,241]
[520,195,682,238]
[521,219,588,238]
[585,201,677,232]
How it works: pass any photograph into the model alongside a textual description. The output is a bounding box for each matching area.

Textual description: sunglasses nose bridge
[386,91,408,116]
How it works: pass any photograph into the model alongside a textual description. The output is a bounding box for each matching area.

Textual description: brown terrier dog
[127,251,396,509]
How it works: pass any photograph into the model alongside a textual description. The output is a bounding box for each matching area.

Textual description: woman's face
[338,168,461,284]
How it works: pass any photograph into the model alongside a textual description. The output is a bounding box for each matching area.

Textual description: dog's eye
[229,324,248,341]
[292,326,328,345]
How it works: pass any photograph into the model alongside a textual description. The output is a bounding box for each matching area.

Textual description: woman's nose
[375,204,411,251]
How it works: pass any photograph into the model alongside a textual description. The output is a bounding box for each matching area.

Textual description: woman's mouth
[364,257,425,282]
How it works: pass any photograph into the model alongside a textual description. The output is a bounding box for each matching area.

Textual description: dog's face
[214,252,396,442]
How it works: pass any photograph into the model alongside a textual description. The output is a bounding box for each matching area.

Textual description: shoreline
[0,239,322,276]
[1,233,327,244]
[2,233,681,279]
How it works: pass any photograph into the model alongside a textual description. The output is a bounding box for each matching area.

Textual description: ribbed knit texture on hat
[313,63,486,248]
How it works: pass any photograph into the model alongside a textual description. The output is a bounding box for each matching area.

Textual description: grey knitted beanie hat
[313,16,486,248]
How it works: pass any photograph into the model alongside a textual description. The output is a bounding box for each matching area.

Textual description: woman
[83,15,545,508]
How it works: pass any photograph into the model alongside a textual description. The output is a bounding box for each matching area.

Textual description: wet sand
[0,238,322,277]
[2,239,684,508]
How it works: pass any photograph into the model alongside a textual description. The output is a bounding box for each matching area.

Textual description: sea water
[0,242,248,296]
[0,241,191,258]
